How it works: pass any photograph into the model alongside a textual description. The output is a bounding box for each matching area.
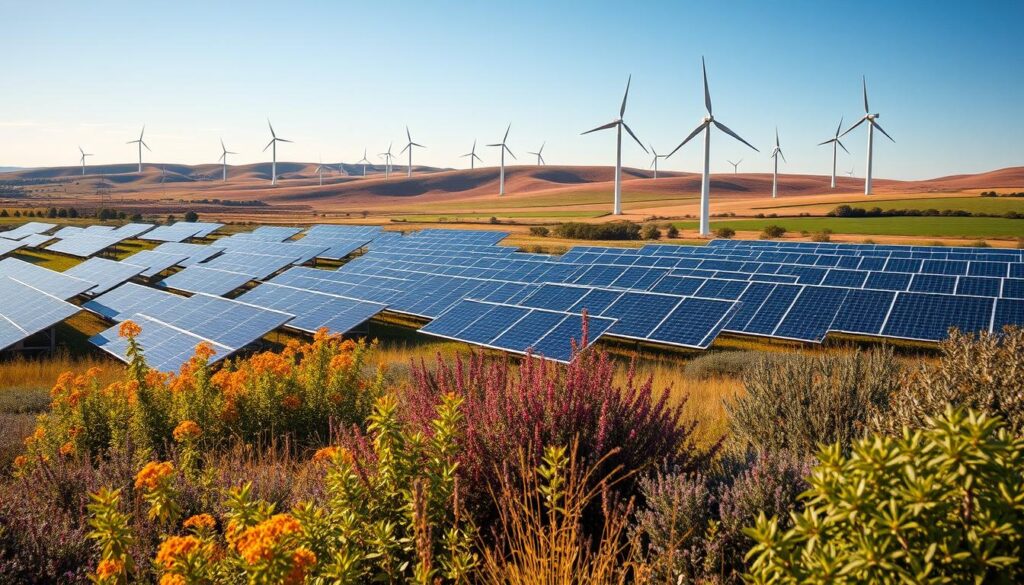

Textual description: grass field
[674,216,1024,238]
[391,210,607,222]
[431,190,700,212]
[754,196,1024,215]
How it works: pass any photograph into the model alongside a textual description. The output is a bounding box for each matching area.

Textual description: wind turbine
[263,119,292,186]
[461,140,483,169]
[727,159,742,174]
[378,143,395,179]
[649,145,667,179]
[818,117,850,189]
[218,139,238,182]
[840,77,894,195]
[527,141,546,166]
[78,146,92,176]
[487,124,516,195]
[769,128,786,199]
[357,149,371,176]
[846,165,855,178]
[666,58,758,236]
[400,126,425,177]
[314,157,330,186]
[582,75,647,215]
[126,125,150,173]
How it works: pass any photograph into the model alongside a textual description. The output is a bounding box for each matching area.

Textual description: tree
[130,213,144,223]
[68,208,79,218]
[666,225,679,238]
[183,210,198,222]
[47,207,58,218]
[166,214,176,224]
[714,227,735,239]
[57,208,68,218]
[0,209,8,218]
[641,224,661,240]
[761,224,786,239]
[528,226,550,237]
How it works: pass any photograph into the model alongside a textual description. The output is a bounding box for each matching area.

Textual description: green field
[754,196,1024,215]
[673,216,1024,238]
[436,190,699,212]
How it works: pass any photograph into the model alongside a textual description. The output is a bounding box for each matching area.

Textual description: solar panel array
[63,257,146,295]
[0,258,95,299]
[0,238,25,257]
[237,282,387,335]
[1,222,56,241]
[140,221,222,242]
[121,250,191,277]
[0,276,80,351]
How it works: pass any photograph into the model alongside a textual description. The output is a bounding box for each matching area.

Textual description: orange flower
[135,460,174,491]
[234,514,302,564]
[282,394,301,410]
[13,455,27,468]
[172,420,201,442]
[183,513,216,531]
[329,353,353,371]
[249,352,291,377]
[95,558,124,579]
[159,575,186,585]
[145,369,168,388]
[155,535,201,569]
[193,341,216,362]
[119,320,142,339]
[312,446,337,463]
[24,426,45,446]
[60,441,74,456]
[68,426,82,438]
[286,547,317,584]
[85,366,103,379]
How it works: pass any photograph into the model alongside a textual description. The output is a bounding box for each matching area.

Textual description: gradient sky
[2,0,1022,179]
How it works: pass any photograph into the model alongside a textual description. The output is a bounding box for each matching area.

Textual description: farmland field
[673,215,1024,238]
[753,195,1024,215]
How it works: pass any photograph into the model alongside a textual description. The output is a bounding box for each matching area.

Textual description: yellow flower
[135,461,174,491]
[183,513,216,531]
[234,514,302,564]
[95,558,124,579]
[155,535,201,569]
[159,575,186,585]
[286,547,317,584]
[172,420,201,442]
[119,320,142,339]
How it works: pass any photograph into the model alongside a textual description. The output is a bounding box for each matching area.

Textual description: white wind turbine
[126,125,150,173]
[527,142,546,166]
[314,157,330,186]
[769,129,787,199]
[487,124,516,196]
[218,139,238,182]
[840,77,894,195]
[263,119,292,186]
[818,117,850,189]
[357,149,371,176]
[461,140,483,169]
[78,146,92,176]
[727,159,742,174]
[666,58,758,236]
[582,75,647,215]
[846,165,855,178]
[378,143,395,179]
[649,145,667,179]
[400,126,425,177]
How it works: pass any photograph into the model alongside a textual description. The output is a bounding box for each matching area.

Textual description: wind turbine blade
[818,139,834,146]
[666,121,709,158]
[140,125,145,140]
[400,144,410,154]
[412,142,425,148]
[839,116,867,138]
[486,143,502,148]
[221,138,226,152]
[779,150,787,163]
[539,141,545,153]
[263,139,275,152]
[581,120,619,135]
[835,116,844,138]
[702,57,712,115]
[406,126,411,142]
[873,121,895,143]
[504,145,516,160]
[775,127,780,147]
[268,119,276,138]
[837,140,850,154]
[621,122,648,153]
[142,141,151,152]
[620,74,631,117]
[278,138,293,144]
[472,153,482,162]
[862,76,869,114]
[539,154,545,165]
[713,120,759,152]
[218,153,225,162]
[737,158,742,165]
[503,123,511,142]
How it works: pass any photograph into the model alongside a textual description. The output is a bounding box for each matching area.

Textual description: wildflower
[286,547,317,584]
[135,461,174,491]
[118,320,142,339]
[282,394,301,410]
[85,366,103,379]
[183,513,216,531]
[172,420,202,442]
[68,426,82,438]
[24,426,44,446]
[312,446,337,463]
[250,352,291,377]
[194,341,216,362]
[145,369,167,388]
[60,441,74,456]
[159,575,186,585]
[13,455,27,468]
[234,514,302,564]
[156,535,201,568]
[329,353,353,371]
[95,558,124,579]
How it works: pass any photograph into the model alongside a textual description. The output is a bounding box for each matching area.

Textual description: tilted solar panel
[0,276,81,351]
[0,239,24,257]
[0,222,56,240]
[63,257,146,295]
[45,234,124,257]
[152,242,223,266]
[236,282,386,335]
[882,293,994,341]
[15,233,55,248]
[200,251,301,279]
[121,250,190,277]
[158,265,254,296]
[0,258,95,299]
[82,282,187,321]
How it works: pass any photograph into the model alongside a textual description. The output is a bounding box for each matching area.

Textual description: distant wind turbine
[315,157,330,186]
[461,140,483,169]
[846,165,855,178]
[666,58,758,236]
[727,159,742,174]
[582,75,647,215]
[769,128,786,199]
[78,146,92,176]
[400,126,425,177]
[840,77,894,195]
[487,124,516,195]
[218,139,238,182]
[650,145,667,179]
[818,117,850,189]
[357,149,371,176]
[126,125,150,173]
[378,143,395,179]
[527,142,546,166]
[263,119,292,186]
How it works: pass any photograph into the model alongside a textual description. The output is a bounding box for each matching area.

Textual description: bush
[714,227,735,239]
[183,210,198,222]
[875,327,1024,435]
[746,407,1024,583]
[528,226,549,237]
[683,350,768,380]
[641,224,660,240]
[0,210,7,218]
[666,225,679,238]
[726,348,902,455]
[553,221,641,240]
[760,224,785,239]
[809,230,831,242]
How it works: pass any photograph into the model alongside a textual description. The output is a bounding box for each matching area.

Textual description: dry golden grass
[0,352,122,393]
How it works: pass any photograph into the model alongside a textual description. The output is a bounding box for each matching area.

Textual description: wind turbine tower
[727,159,742,174]
[461,140,483,169]
[378,143,395,179]
[126,126,150,173]
[263,120,292,186]
[649,145,667,179]
[357,149,371,176]
[769,129,786,199]
[527,142,546,166]
[487,124,516,195]
[582,75,647,215]
[78,146,92,176]
[218,139,238,182]
[840,77,894,195]
[400,126,425,177]
[665,58,758,236]
[818,118,850,189]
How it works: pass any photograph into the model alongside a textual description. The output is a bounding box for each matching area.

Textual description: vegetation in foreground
[1,323,1024,583]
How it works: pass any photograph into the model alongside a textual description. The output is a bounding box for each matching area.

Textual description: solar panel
[110,223,155,239]
[247,226,303,241]
[882,293,994,341]
[0,222,56,241]
[45,234,126,258]
[152,242,223,266]
[0,276,80,351]
[91,315,222,372]
[83,282,187,321]
[0,238,24,257]
[993,299,1024,332]
[518,284,592,312]
[647,297,738,349]
[829,289,896,336]
[734,284,802,336]
[1004,279,1024,299]
[908,274,957,295]
[235,282,386,335]
[63,257,146,295]
[0,258,95,299]
[121,250,190,277]
[955,276,1001,298]
[158,266,254,296]
[601,292,682,339]
[16,233,55,248]
[773,286,849,342]
[139,223,205,242]
[864,271,912,291]
[200,251,301,279]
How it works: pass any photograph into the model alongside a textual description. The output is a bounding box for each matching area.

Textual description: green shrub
[666,225,679,238]
[552,221,640,240]
[810,230,831,242]
[726,348,901,455]
[760,225,785,239]
[683,351,769,380]
[641,224,661,240]
[528,226,549,237]
[714,227,735,239]
[746,407,1024,584]
[183,210,198,222]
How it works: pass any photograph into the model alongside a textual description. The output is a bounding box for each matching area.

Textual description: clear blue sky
[2,0,1022,179]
